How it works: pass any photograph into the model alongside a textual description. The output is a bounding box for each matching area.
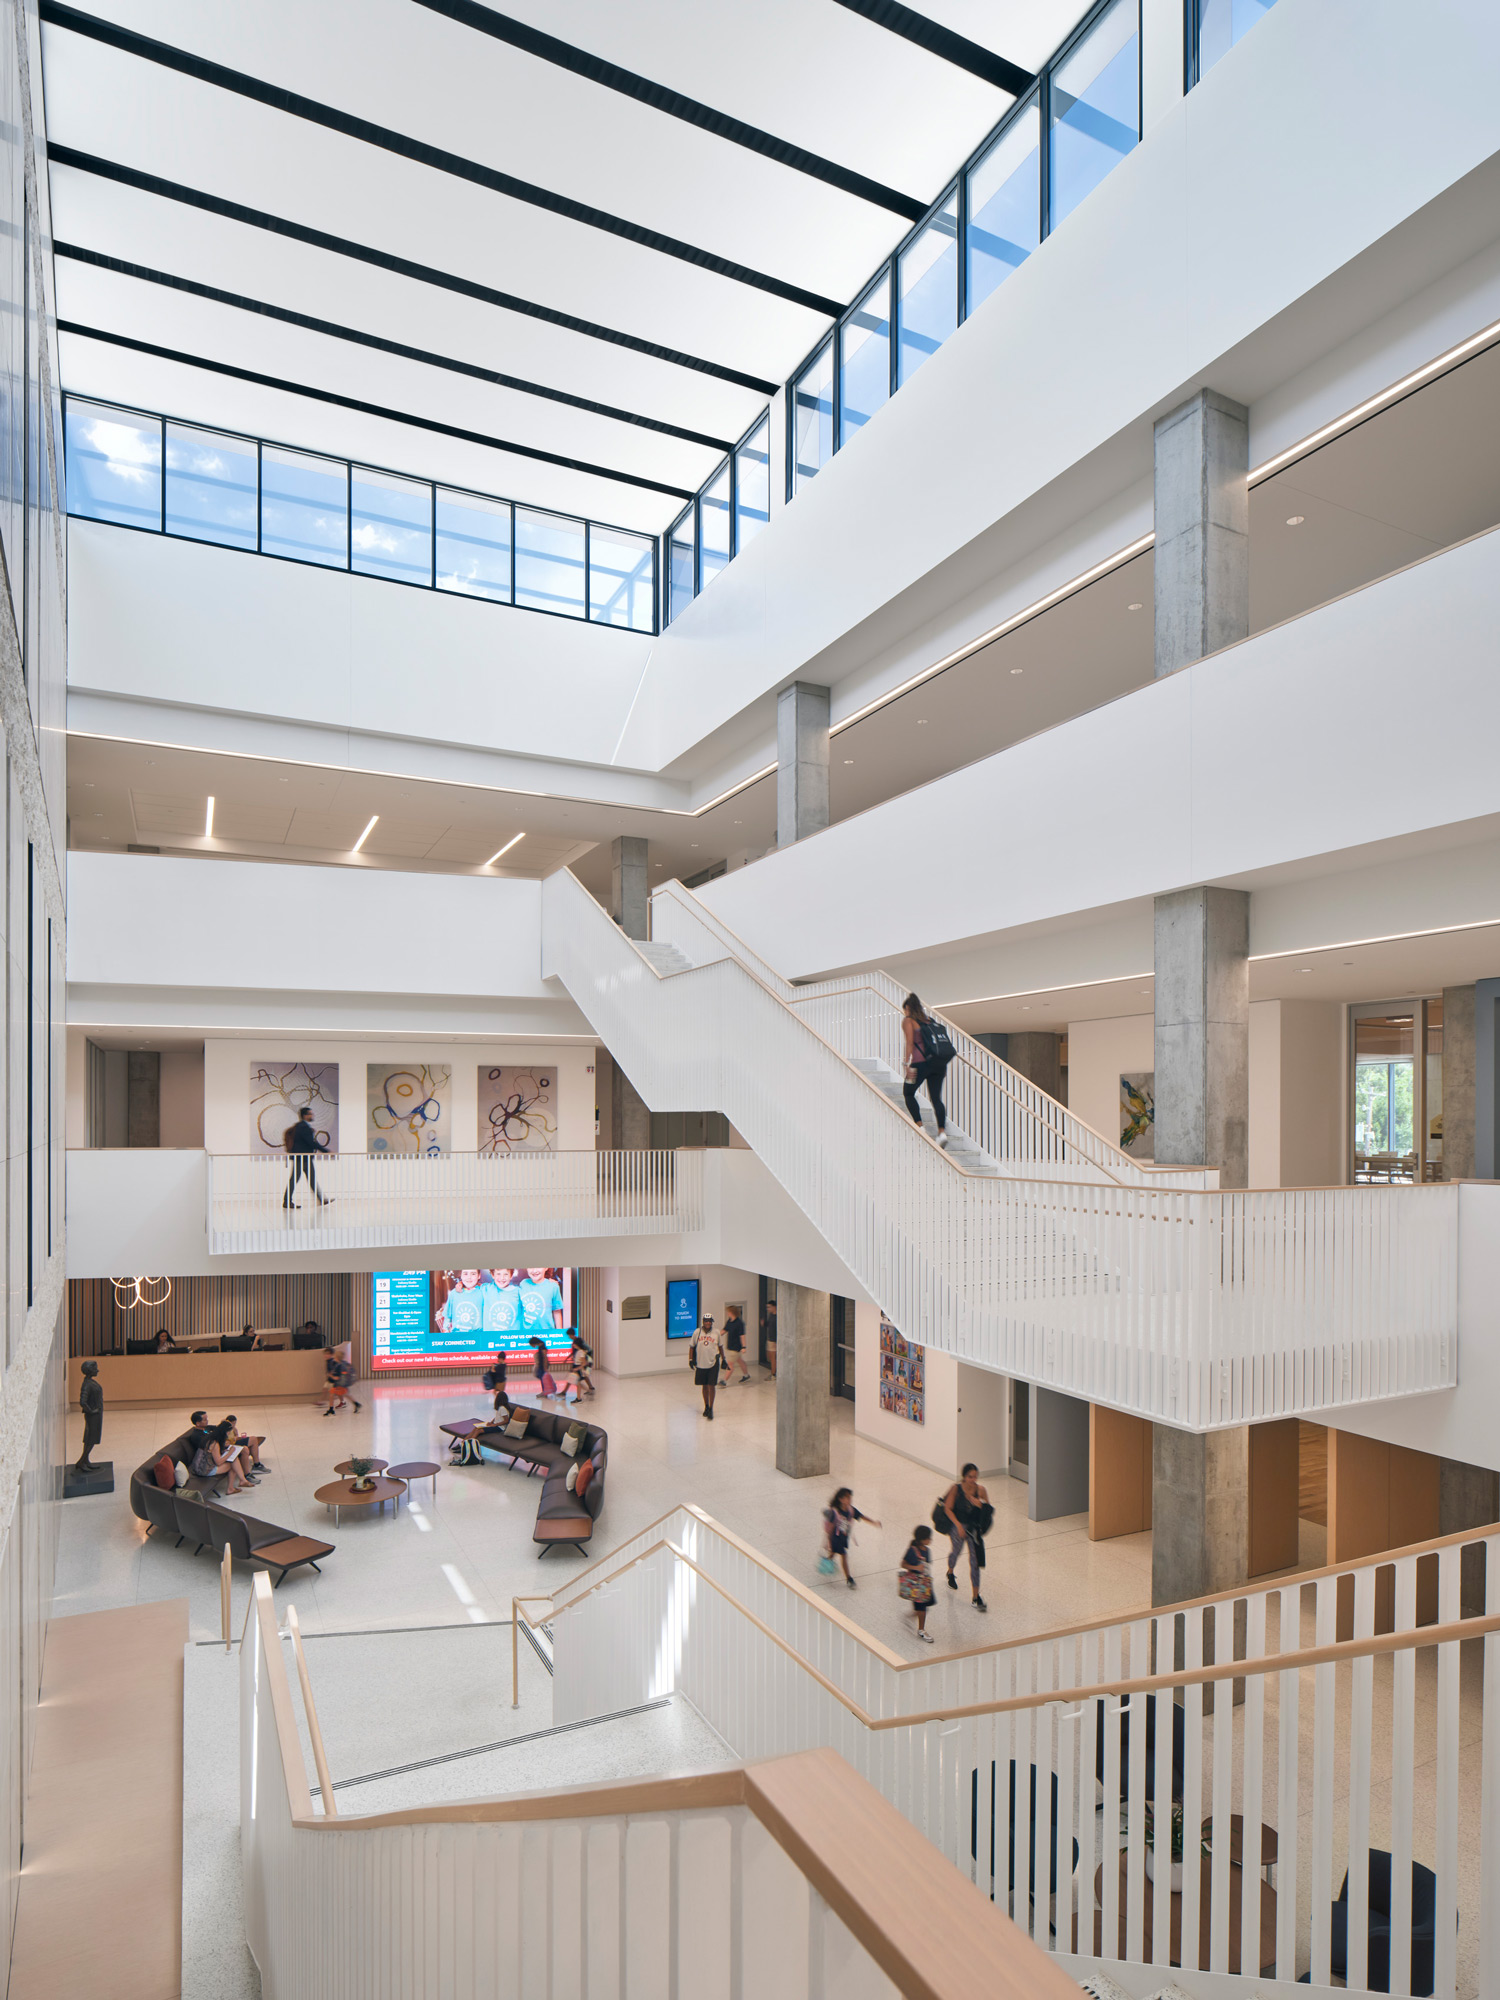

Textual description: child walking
[823,1487,881,1589]
[899,1524,937,1641]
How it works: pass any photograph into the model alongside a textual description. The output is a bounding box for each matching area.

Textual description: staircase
[541,867,1458,1429]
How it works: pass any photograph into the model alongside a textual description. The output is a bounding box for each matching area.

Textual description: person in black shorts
[690,1317,724,1420]
[722,1304,750,1384]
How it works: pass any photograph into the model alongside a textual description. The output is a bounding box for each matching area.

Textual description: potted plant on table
[347,1455,376,1493]
[1137,1800,1211,1891]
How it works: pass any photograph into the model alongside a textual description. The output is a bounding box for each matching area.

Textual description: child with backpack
[899,1524,937,1641]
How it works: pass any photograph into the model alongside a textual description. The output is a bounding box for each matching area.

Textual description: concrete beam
[1153,389,1249,678]
[776,683,830,848]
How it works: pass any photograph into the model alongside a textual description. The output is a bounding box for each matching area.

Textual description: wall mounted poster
[878,1313,925,1425]
[478,1065,559,1154]
[1120,1072,1155,1159]
[250,1061,339,1154]
[367,1063,451,1156]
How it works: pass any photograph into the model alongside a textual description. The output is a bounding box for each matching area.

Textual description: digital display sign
[666,1277,700,1340]
[372,1268,575,1371]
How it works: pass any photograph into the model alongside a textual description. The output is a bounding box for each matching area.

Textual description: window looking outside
[839,270,891,442]
[667,508,695,622]
[1049,0,1139,232]
[351,466,432,586]
[436,489,512,601]
[164,422,255,549]
[589,524,655,631]
[897,190,958,388]
[698,460,731,589]
[733,415,769,550]
[1195,0,1277,79]
[1352,1012,1416,1181]
[966,101,1041,316]
[792,341,834,493]
[515,507,585,618]
[64,400,160,529]
[260,445,347,568]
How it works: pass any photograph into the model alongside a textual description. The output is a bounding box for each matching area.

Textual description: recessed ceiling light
[84,782,94,788]
[1343,960,1353,966]
[690,842,698,848]
[1300,966,1312,974]
[843,758,854,765]
[278,777,289,784]
[92,811,101,817]
[204,796,215,838]
[916,719,927,725]
[1010,668,1023,676]
[484,832,525,866]
[733,820,743,826]
[351,814,379,854]
[1286,514,1305,526]
[1127,602,1143,612]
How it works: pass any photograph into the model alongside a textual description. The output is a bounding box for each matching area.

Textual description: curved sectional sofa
[129,1427,333,1585]
[446,1406,607,1555]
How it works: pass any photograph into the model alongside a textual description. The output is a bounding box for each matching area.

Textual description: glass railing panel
[1049,0,1140,231]
[792,340,834,494]
[966,100,1041,316]
[515,505,585,619]
[839,268,891,441]
[65,399,160,531]
[435,488,512,601]
[589,523,655,631]
[698,459,731,589]
[351,466,432,586]
[164,421,256,550]
[897,192,957,387]
[733,414,769,550]
[260,444,348,569]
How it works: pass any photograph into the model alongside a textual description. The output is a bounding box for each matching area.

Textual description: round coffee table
[334,1457,388,1475]
[386,1460,441,1501]
[314,1476,405,1525]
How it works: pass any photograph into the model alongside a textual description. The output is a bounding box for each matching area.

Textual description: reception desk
[69,1351,330,1408]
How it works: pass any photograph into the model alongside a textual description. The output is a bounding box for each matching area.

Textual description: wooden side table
[387,1461,440,1501]
[314,1476,405,1526]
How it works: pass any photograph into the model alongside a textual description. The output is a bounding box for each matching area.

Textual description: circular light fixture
[1286,514,1305,526]
[1010,668,1023,676]
[112,1275,172,1312]
[1127,602,1143,612]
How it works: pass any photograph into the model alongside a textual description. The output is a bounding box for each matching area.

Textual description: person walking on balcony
[940,1463,991,1612]
[900,1524,937,1640]
[823,1487,881,1589]
[284,1105,332,1209]
[691,1316,724,1419]
[901,994,951,1149]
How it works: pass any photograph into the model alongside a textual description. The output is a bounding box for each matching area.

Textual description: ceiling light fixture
[351,815,379,854]
[1010,668,1023,676]
[1127,602,1143,611]
[203,796,215,838]
[484,832,525,866]
[843,758,854,765]
[1285,514,1305,526]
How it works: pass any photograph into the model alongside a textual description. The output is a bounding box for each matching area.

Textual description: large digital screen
[666,1277,699,1340]
[371,1267,575,1371]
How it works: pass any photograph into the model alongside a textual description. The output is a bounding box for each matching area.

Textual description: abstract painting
[249,1061,339,1155]
[367,1063,451,1156]
[478,1065,559,1155]
[878,1313,925,1424]
[1120,1072,1155,1159]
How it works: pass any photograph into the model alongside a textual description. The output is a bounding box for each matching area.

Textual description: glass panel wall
[1049,0,1139,231]
[351,466,432,586]
[698,460,731,588]
[792,341,834,493]
[1352,1010,1416,1183]
[260,445,347,568]
[667,508,695,623]
[63,400,160,530]
[164,422,256,549]
[966,101,1041,315]
[896,191,957,387]
[515,506,585,618]
[589,524,655,630]
[1195,0,1276,78]
[436,489,512,600]
[733,415,770,550]
[838,271,891,440]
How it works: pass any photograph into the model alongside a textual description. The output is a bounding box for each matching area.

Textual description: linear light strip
[203,795,214,838]
[485,832,526,866]
[351,815,379,853]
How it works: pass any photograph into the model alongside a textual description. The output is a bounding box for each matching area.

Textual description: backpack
[922,1018,956,1066]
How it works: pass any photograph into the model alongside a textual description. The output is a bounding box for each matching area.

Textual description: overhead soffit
[40,0,1073,531]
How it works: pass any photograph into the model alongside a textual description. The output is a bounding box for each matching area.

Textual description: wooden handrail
[283,1602,337,1818]
[220,1540,232,1653]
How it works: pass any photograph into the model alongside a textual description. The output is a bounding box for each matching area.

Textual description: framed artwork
[878,1313,925,1424]
[1120,1072,1155,1159]
[250,1061,338,1155]
[368,1063,451,1156]
[478,1065,558,1154]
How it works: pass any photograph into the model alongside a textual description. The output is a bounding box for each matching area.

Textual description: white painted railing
[206,1147,703,1255]
[548,1506,1500,1999]
[649,878,1216,1190]
[239,1572,1052,2000]
[543,870,1457,1427]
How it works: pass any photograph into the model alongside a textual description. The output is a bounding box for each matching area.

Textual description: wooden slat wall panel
[66,1274,357,1356]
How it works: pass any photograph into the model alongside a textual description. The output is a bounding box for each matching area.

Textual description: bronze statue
[76,1359,103,1474]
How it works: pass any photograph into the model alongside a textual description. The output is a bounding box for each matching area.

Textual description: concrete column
[1004,1033,1063,1100]
[126,1051,160,1148]
[1477,977,1500,1179]
[1154,885,1250,1188]
[1029,1387,1090,1522]
[1152,1423,1249,1604]
[1440,1456,1500,1617]
[611,1066,651,1151]
[775,1282,831,1479]
[776,683,830,847]
[1442,985,1475,1180]
[1153,389,1249,679]
[610,835,649,941]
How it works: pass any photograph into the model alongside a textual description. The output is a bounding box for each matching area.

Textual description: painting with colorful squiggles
[249,1060,339,1155]
[367,1063,451,1156]
[477,1066,559,1155]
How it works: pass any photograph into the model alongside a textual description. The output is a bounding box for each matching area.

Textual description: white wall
[1066,1015,1154,1159]
[591,1261,760,1377]
[854,1300,957,1477]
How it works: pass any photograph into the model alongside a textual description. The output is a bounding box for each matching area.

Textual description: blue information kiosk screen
[666,1277,699,1340]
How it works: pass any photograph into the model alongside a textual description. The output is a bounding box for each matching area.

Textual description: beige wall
[159,1051,205,1149]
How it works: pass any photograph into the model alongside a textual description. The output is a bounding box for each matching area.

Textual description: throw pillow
[154,1455,176,1491]
[503,1411,529,1440]
[575,1458,594,1499]
[561,1424,584,1458]
[565,1462,578,1493]
[174,1460,189,1488]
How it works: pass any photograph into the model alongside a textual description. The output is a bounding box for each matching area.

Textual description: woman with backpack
[901,993,951,1148]
[689,1316,724,1420]
[940,1462,991,1612]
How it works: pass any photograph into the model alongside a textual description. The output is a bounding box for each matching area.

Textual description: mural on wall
[878,1313,925,1425]
[367,1063,451,1156]
[478,1066,559,1155]
[1120,1072,1155,1159]
[250,1061,339,1155]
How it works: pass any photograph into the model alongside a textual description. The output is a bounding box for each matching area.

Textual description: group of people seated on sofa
[179,1409,270,1495]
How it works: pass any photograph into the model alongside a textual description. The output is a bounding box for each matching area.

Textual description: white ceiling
[41,0,1067,531]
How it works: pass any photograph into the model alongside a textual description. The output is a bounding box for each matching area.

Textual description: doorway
[1009,1380,1029,1483]
[830,1297,856,1401]
[1350,999,1443,1183]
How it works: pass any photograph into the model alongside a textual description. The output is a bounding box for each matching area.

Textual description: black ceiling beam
[410,0,926,223]
[55,243,735,454]
[56,321,696,500]
[829,0,1034,96]
[40,2,844,319]
[48,147,778,397]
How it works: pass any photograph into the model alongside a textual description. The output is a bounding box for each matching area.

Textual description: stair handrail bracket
[542,869,1458,1429]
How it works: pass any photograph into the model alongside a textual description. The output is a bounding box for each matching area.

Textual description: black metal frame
[63,392,659,637]
[662,402,777,627]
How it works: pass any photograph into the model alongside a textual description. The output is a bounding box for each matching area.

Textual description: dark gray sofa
[130,1432,333,1585]
[477,1406,607,1555]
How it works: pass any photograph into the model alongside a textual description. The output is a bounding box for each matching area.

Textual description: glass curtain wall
[698,460,731,588]
[839,272,891,440]
[966,102,1041,315]
[1049,0,1139,231]
[733,415,770,549]
[64,395,655,632]
[1193,0,1277,79]
[793,342,835,494]
[896,192,958,387]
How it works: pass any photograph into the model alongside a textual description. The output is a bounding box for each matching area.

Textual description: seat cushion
[154,1455,176,1490]
[138,1481,178,1532]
